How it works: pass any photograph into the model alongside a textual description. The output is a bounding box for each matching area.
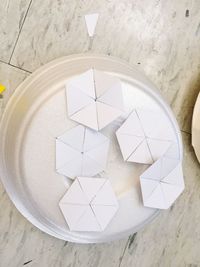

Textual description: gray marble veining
[0,0,200,266]
[0,0,32,62]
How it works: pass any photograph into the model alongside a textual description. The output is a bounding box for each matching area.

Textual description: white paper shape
[116,110,173,164]
[60,204,88,230]
[59,177,119,232]
[128,139,153,164]
[85,13,99,37]
[66,69,124,131]
[91,180,118,206]
[140,154,184,209]
[96,102,123,130]
[56,125,109,179]
[91,205,118,230]
[69,69,95,98]
[60,179,89,204]
[67,86,94,117]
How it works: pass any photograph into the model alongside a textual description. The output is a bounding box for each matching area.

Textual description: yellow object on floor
[0,84,5,94]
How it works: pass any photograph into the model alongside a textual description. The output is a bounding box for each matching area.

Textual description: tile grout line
[8,0,33,64]
[8,63,32,74]
[0,59,32,73]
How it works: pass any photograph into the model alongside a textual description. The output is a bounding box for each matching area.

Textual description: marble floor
[0,0,200,266]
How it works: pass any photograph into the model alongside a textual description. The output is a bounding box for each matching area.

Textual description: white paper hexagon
[140,154,184,209]
[59,177,119,232]
[56,125,109,179]
[116,109,174,164]
[66,69,124,131]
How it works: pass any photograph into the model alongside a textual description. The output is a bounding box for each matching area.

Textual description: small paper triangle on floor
[127,140,153,164]
[91,204,118,230]
[71,103,98,131]
[96,102,122,130]
[59,203,88,230]
[116,133,144,160]
[85,13,99,37]
[77,177,106,202]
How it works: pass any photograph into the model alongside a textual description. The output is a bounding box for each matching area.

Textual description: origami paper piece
[56,125,109,179]
[59,177,119,231]
[116,109,173,164]
[140,154,184,209]
[84,13,99,37]
[66,69,124,131]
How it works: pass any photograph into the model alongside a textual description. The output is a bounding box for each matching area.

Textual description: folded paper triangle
[136,109,175,140]
[73,206,101,231]
[117,111,145,136]
[85,141,109,169]
[67,86,94,116]
[83,128,108,151]
[78,177,105,201]
[94,69,120,98]
[68,69,95,98]
[162,163,184,186]
[147,138,172,162]
[56,139,81,169]
[98,83,124,111]
[60,180,89,205]
[116,134,144,160]
[59,204,88,230]
[81,155,103,177]
[128,140,153,164]
[57,125,85,151]
[97,102,123,130]
[56,155,83,178]
[91,181,118,206]
[139,179,158,200]
[91,205,118,229]
[71,103,98,131]
[161,183,183,208]
[144,184,166,209]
